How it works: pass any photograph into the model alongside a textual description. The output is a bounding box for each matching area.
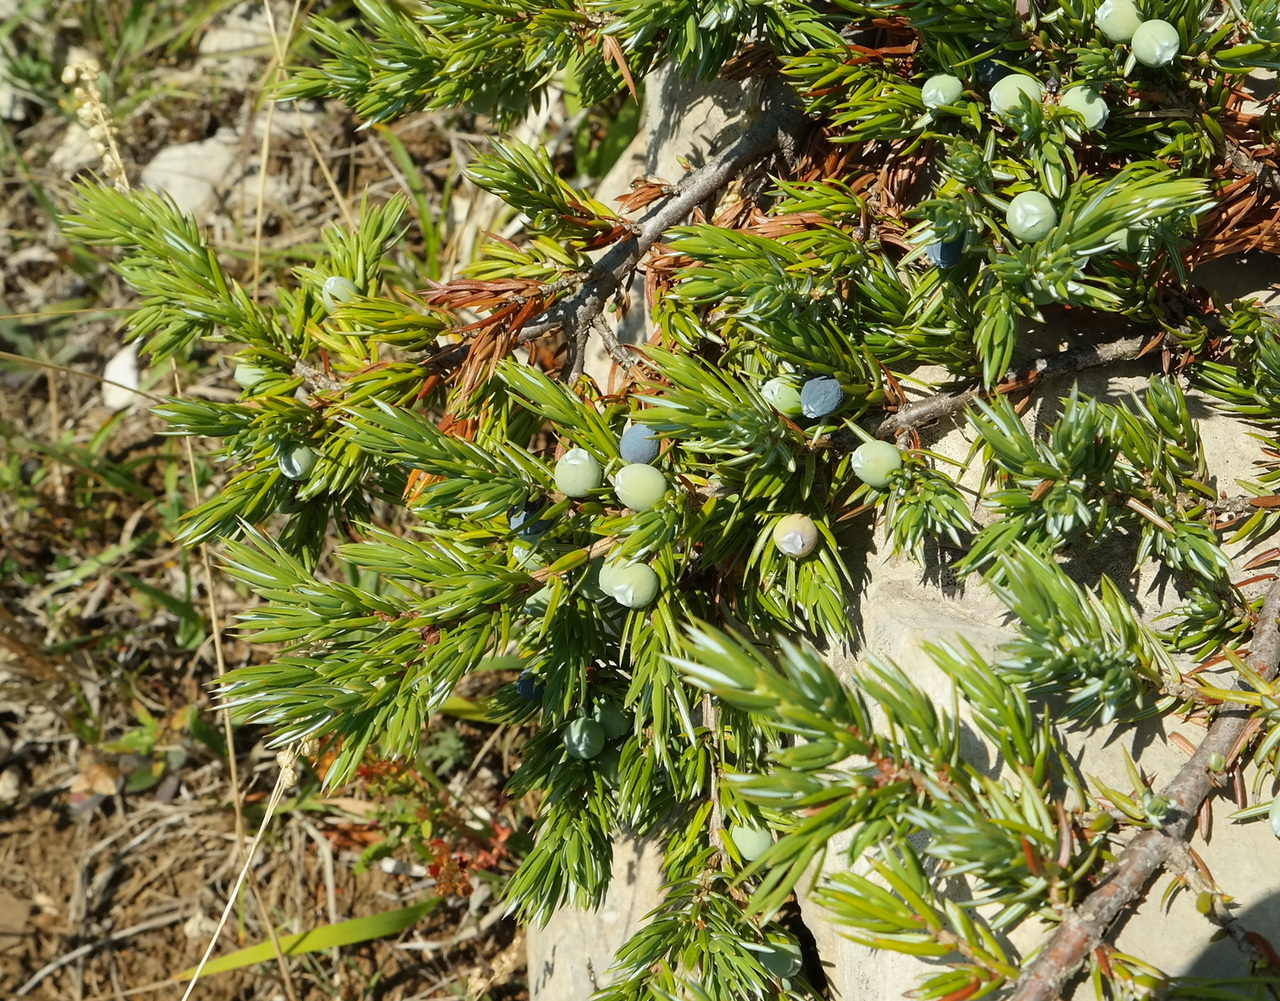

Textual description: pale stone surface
[197,1,275,78]
[101,342,141,412]
[800,257,1280,999]
[525,836,664,999]
[804,547,1279,999]
[139,128,239,214]
[583,69,756,391]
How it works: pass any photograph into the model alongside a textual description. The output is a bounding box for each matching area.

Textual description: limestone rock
[101,342,141,412]
[140,128,239,215]
[582,69,757,391]
[526,836,664,1000]
[197,1,275,78]
[49,121,100,177]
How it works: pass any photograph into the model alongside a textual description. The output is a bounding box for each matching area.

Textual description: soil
[1,3,527,997]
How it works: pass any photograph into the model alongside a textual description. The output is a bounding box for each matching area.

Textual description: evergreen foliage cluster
[61,0,1280,997]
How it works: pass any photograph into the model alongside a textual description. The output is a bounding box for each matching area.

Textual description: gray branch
[1008,579,1280,1001]
[875,334,1150,439]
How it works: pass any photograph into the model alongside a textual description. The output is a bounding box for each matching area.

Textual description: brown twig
[875,333,1149,439]
[442,83,811,374]
[1008,579,1280,1001]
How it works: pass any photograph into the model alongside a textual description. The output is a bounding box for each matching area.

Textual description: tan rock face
[525,837,664,999]
[801,259,1280,999]
[139,129,239,216]
[583,69,756,392]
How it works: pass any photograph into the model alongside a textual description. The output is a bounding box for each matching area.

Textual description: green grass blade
[177,898,439,979]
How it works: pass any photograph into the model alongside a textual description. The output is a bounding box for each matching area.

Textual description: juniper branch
[427,84,811,375]
[1009,578,1280,1001]
[875,333,1150,439]
[526,85,808,345]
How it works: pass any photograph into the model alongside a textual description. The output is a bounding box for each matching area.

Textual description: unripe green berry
[614,463,668,511]
[1006,191,1058,242]
[921,73,964,110]
[762,377,803,417]
[319,275,358,314]
[564,718,605,760]
[772,514,820,559]
[851,440,902,489]
[1060,86,1109,130]
[1207,752,1227,773]
[234,361,268,389]
[729,823,773,861]
[554,447,603,497]
[757,934,803,978]
[598,561,660,609]
[1131,19,1181,67]
[592,701,631,739]
[1095,0,1141,42]
[989,73,1044,121]
[598,745,621,784]
[279,444,317,481]
[1269,796,1280,838]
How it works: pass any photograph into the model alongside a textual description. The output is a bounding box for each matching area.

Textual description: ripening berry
[1095,0,1141,42]
[730,823,773,862]
[989,73,1044,121]
[851,440,902,489]
[1131,19,1181,67]
[758,934,804,978]
[921,73,963,110]
[772,514,820,559]
[592,701,631,739]
[1006,191,1058,242]
[619,423,660,464]
[319,275,358,315]
[234,360,269,389]
[762,377,804,416]
[1060,86,1109,130]
[926,237,964,268]
[598,561,660,609]
[614,463,668,511]
[800,376,843,419]
[279,444,317,480]
[554,447,603,497]
[564,718,606,760]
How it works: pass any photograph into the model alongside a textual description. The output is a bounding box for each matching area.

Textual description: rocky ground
[1,3,528,998]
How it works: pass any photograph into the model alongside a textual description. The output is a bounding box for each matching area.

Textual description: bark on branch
[518,83,810,364]
[1008,579,1280,1001]
[875,333,1149,440]
[422,85,809,378]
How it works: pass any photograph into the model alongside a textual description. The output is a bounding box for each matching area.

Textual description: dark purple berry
[927,238,964,268]
[619,424,660,464]
[975,58,1008,87]
[509,500,553,540]
[516,671,541,700]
